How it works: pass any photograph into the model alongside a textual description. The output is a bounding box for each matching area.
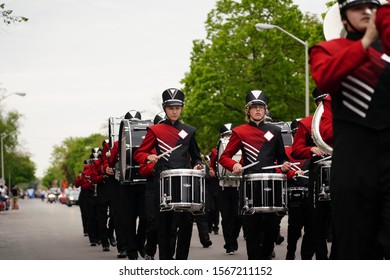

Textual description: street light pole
[1,134,6,184]
[255,23,310,117]
[0,89,27,102]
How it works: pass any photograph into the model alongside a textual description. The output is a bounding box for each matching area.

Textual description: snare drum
[119,119,153,185]
[315,160,331,201]
[216,137,241,186]
[160,169,205,213]
[287,187,308,207]
[287,175,309,207]
[242,173,287,214]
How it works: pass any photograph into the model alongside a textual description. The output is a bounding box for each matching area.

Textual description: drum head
[216,137,241,180]
[118,119,152,184]
[244,173,287,181]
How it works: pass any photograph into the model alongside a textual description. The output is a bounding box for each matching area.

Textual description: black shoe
[138,248,146,259]
[213,226,219,235]
[202,239,212,248]
[144,254,154,260]
[275,234,285,245]
[225,249,235,255]
[103,246,110,252]
[83,232,88,237]
[90,242,96,246]
[110,237,117,247]
[117,250,127,258]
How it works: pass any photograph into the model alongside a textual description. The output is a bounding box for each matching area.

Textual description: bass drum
[108,116,123,148]
[216,137,242,186]
[119,119,153,185]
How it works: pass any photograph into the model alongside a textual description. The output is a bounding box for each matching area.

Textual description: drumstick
[200,154,211,170]
[241,161,259,170]
[157,144,182,159]
[147,144,182,163]
[262,162,300,170]
[314,155,331,164]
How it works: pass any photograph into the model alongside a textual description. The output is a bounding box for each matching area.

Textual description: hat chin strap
[344,16,365,37]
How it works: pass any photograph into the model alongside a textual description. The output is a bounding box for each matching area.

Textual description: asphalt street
[0,198,294,260]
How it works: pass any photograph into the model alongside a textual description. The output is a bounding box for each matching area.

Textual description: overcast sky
[0,0,330,178]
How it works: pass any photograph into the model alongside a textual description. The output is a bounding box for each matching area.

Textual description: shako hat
[162,88,184,107]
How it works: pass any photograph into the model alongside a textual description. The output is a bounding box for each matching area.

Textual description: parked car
[66,189,80,207]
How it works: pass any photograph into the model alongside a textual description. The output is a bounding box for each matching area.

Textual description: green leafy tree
[181,0,325,153]
[0,110,36,185]
[41,133,106,187]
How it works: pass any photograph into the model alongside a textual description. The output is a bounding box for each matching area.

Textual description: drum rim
[160,168,205,177]
[244,173,287,180]
[287,186,308,191]
[318,160,332,166]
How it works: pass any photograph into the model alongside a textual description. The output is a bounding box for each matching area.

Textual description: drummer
[219,90,292,260]
[133,88,203,260]
[210,123,242,255]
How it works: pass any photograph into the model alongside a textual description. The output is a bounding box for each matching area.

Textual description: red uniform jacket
[133,119,202,172]
[138,148,157,177]
[376,4,390,55]
[310,33,390,130]
[209,148,217,173]
[291,116,315,160]
[103,141,119,172]
[219,121,288,174]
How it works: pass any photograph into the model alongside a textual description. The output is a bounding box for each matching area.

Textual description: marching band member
[203,154,220,236]
[102,139,126,258]
[90,147,111,252]
[219,90,292,260]
[133,88,203,260]
[290,88,331,260]
[105,111,147,260]
[211,123,242,255]
[284,119,310,260]
[310,0,390,259]
[139,113,165,260]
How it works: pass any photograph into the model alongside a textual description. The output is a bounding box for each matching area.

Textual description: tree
[0,3,28,25]
[0,110,36,185]
[181,0,325,153]
[41,133,106,187]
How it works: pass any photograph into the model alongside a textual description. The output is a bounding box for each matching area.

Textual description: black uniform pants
[194,213,211,245]
[158,210,193,260]
[218,186,241,251]
[120,183,146,259]
[144,176,159,257]
[85,188,98,244]
[242,213,279,259]
[97,182,110,247]
[107,176,126,252]
[287,202,315,259]
[332,121,390,259]
[206,178,220,232]
[78,188,89,235]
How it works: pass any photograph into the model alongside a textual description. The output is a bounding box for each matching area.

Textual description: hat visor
[163,100,183,106]
[246,100,266,107]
